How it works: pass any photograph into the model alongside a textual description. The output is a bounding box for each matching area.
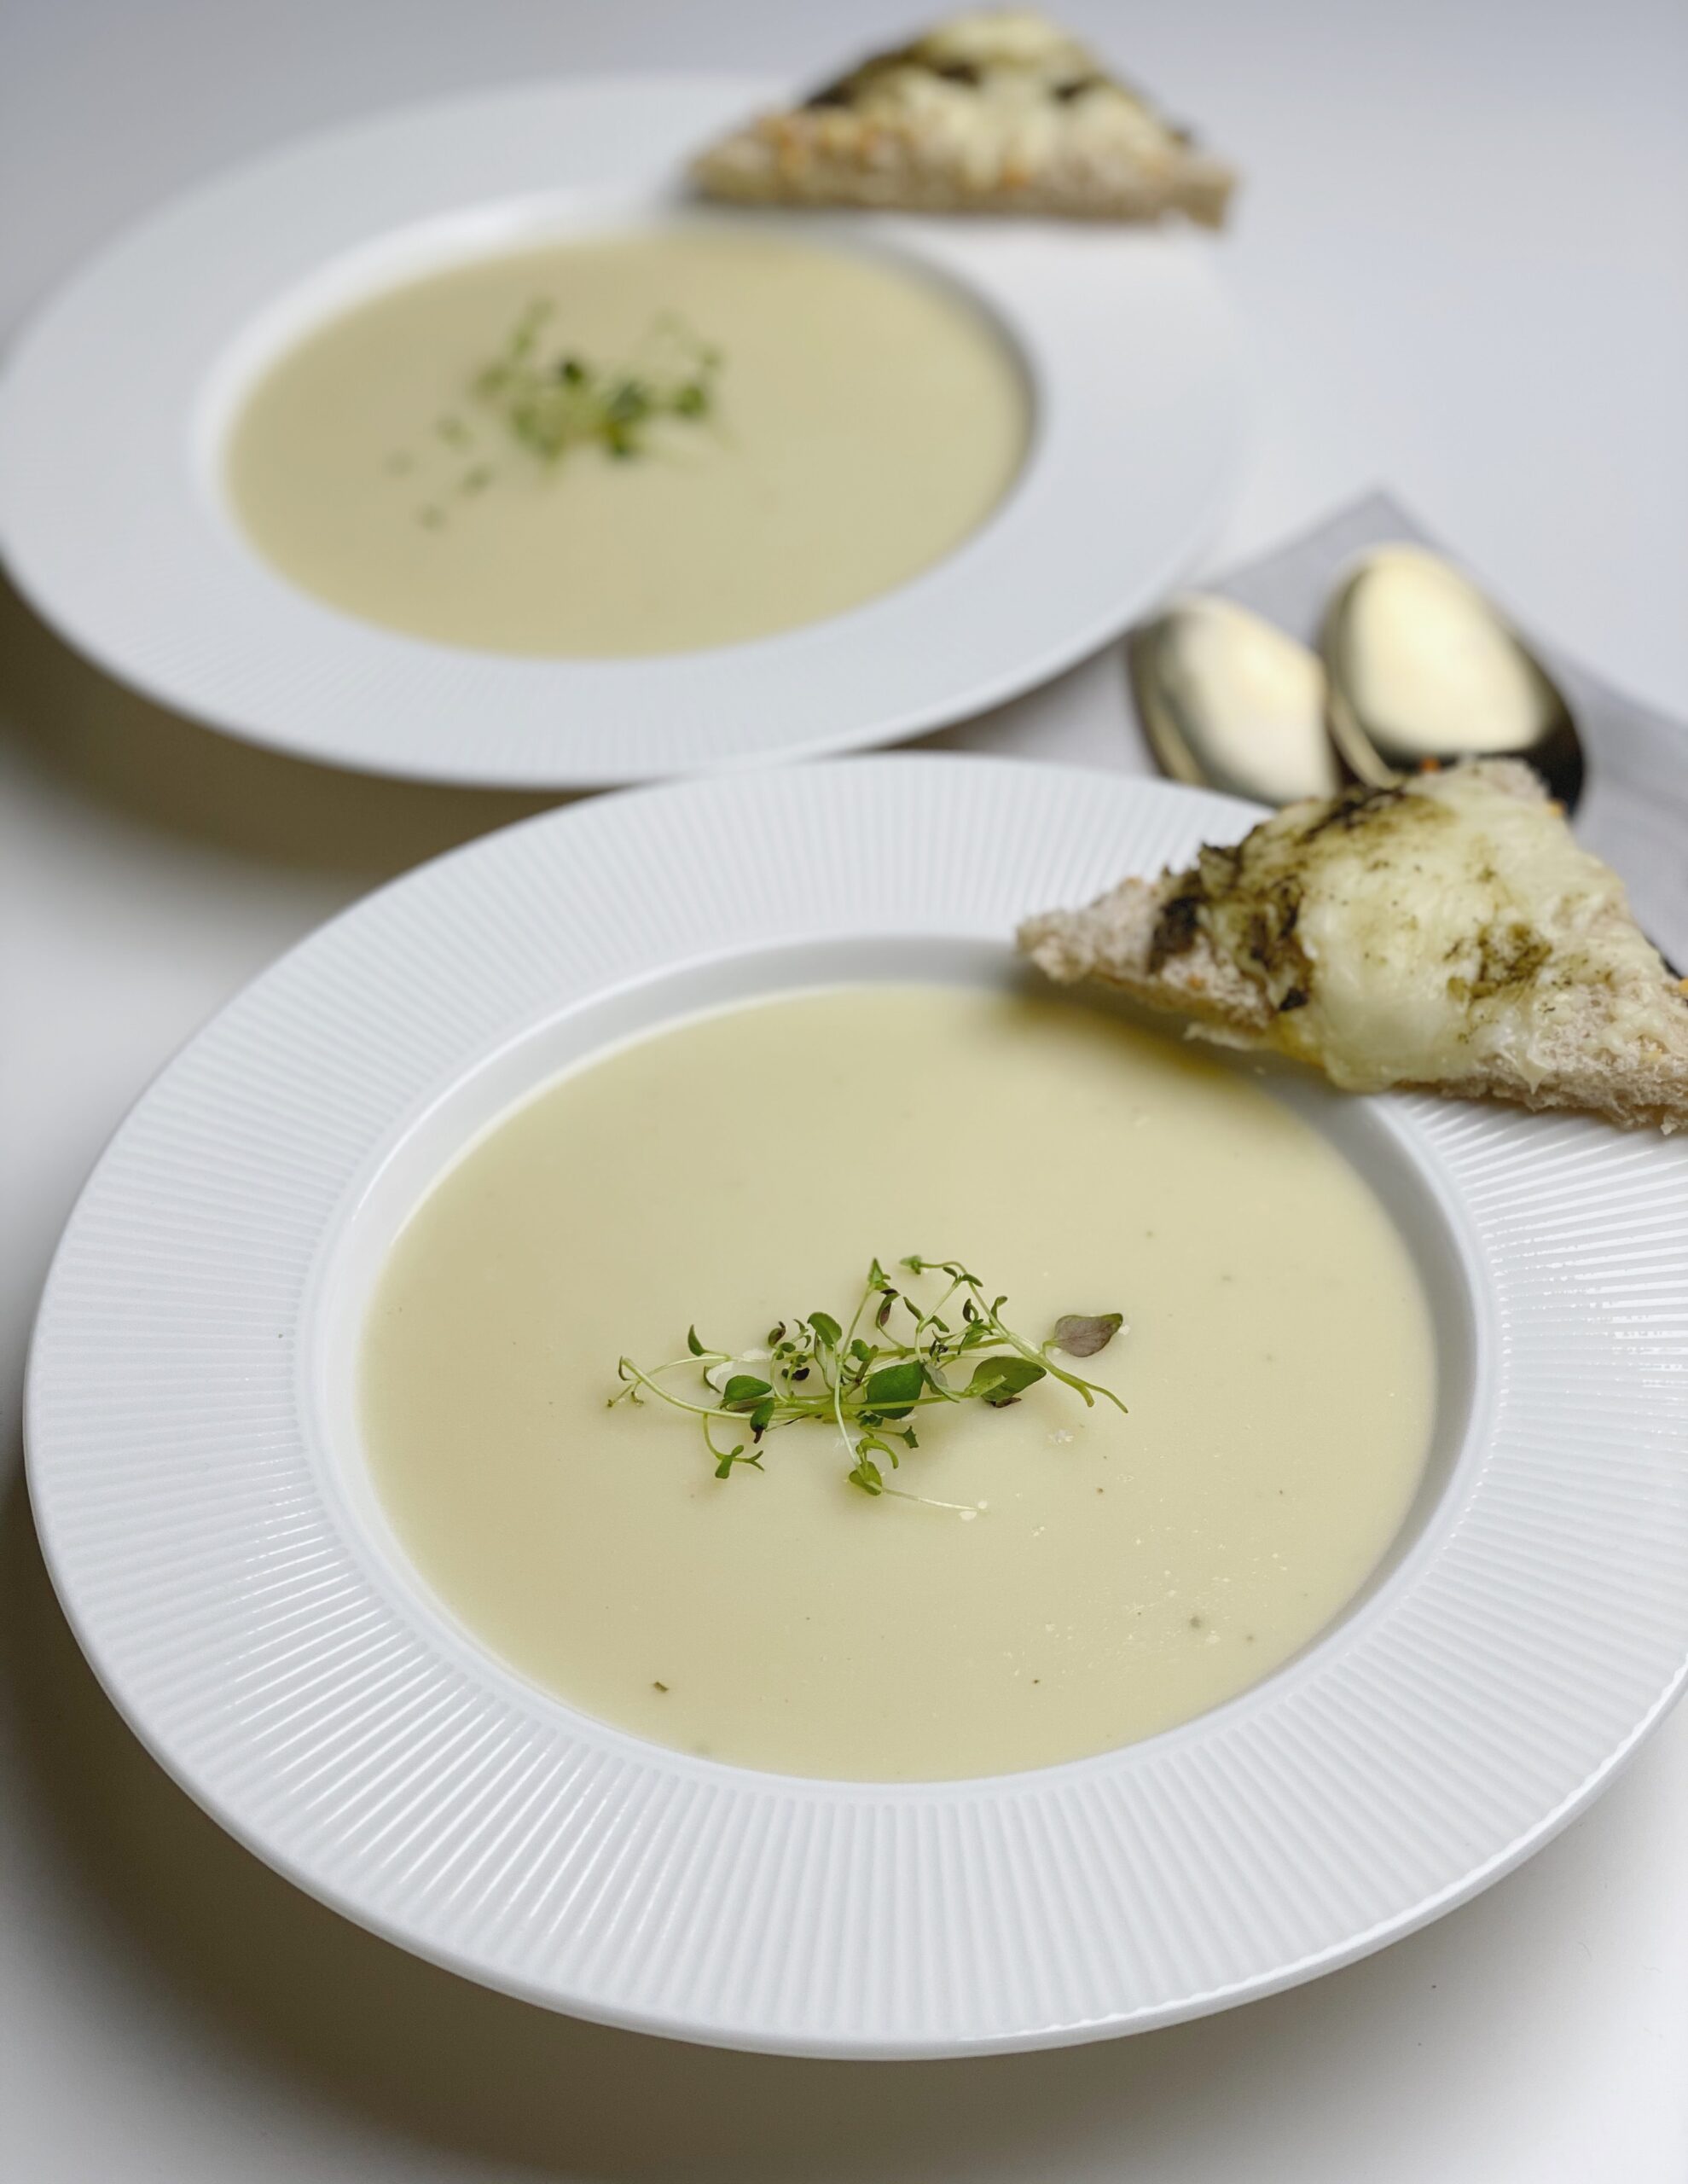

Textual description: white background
[3,3,1685,2177]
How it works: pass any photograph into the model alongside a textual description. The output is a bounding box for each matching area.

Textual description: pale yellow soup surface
[224,228,1028,656]
[361,987,1436,1780]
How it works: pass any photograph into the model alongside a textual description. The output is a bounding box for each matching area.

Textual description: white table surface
[3,3,1686,2176]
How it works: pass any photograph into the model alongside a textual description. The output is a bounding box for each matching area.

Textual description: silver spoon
[1129,549,1586,816]
[1126,593,1342,808]
[1320,543,1586,811]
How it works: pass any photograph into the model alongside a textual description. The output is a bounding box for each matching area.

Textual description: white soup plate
[26,759,1688,2055]
[0,78,1243,787]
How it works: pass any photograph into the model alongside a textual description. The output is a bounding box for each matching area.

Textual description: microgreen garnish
[473,299,722,468]
[610,1257,1126,1503]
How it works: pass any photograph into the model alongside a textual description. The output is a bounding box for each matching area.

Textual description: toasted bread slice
[1018,760,1688,1131]
[692,12,1235,226]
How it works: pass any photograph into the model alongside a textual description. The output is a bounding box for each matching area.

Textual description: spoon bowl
[1320,544,1586,811]
[1126,594,1342,808]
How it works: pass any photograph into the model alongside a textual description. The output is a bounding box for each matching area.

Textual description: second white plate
[0,75,1243,787]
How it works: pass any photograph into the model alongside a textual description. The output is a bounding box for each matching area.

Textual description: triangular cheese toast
[692,12,1235,226]
[1019,760,1688,1131]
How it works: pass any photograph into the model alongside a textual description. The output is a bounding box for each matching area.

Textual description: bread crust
[694,119,1233,225]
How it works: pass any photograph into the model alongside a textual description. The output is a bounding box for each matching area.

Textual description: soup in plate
[225,227,1028,656]
[361,985,1436,1780]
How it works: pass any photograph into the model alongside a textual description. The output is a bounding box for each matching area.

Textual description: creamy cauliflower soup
[226,229,1027,655]
[361,986,1436,1780]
